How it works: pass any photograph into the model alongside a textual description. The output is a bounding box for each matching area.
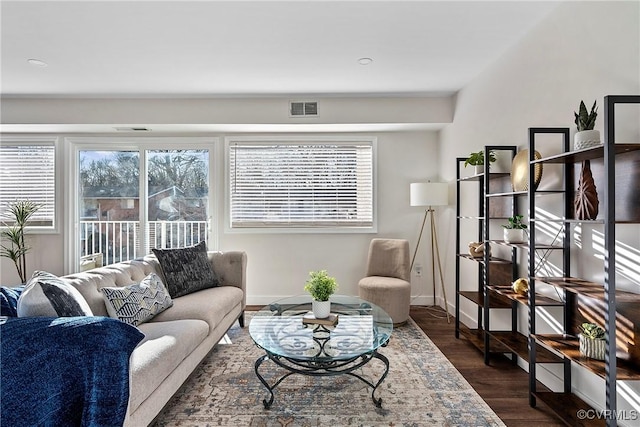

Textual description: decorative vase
[504,228,525,244]
[312,300,331,319]
[579,335,606,360]
[574,130,601,150]
[574,160,599,220]
[468,241,490,259]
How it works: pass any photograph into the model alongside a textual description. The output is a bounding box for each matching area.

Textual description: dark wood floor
[410,306,564,427]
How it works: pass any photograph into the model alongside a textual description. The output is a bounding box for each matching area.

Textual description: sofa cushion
[149,285,243,332]
[100,273,173,326]
[152,241,220,298]
[129,319,209,412]
[17,271,93,317]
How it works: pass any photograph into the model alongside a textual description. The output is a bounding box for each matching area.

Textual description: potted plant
[502,214,527,243]
[0,200,41,283]
[304,270,338,319]
[578,322,606,360]
[574,100,600,150]
[464,150,497,174]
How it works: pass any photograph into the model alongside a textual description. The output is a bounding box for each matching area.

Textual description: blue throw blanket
[1,316,144,427]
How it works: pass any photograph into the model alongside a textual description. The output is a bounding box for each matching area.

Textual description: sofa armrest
[208,251,247,310]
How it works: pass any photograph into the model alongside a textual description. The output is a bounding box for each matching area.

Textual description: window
[68,137,215,273]
[78,147,211,267]
[0,140,56,229]
[228,137,375,231]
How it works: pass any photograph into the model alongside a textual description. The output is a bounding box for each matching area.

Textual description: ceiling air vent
[289,101,318,117]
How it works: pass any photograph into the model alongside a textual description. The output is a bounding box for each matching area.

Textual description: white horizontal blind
[229,141,373,228]
[0,143,56,227]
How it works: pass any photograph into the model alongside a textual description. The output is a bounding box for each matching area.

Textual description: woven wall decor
[574,160,599,220]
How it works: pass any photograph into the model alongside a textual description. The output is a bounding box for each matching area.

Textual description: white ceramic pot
[574,130,601,151]
[312,300,331,319]
[504,228,525,244]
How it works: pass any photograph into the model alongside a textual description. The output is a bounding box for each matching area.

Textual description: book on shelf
[302,312,339,326]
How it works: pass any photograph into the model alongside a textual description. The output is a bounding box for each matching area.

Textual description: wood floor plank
[410,306,564,426]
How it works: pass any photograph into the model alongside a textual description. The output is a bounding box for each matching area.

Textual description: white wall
[438,1,640,423]
[1,96,447,307]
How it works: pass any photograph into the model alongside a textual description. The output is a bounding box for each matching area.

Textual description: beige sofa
[62,251,247,427]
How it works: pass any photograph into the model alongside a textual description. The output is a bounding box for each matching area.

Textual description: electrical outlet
[415,264,423,277]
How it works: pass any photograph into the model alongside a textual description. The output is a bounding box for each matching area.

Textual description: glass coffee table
[249,294,393,409]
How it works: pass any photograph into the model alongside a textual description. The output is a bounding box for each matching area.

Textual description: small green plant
[579,322,605,340]
[464,150,497,168]
[304,270,338,302]
[0,200,41,283]
[502,215,527,230]
[574,100,598,131]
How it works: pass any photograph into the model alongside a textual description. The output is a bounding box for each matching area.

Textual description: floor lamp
[410,182,450,322]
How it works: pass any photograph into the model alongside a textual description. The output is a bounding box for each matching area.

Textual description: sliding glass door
[76,145,211,271]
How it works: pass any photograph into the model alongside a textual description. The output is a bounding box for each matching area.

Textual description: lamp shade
[410,182,448,207]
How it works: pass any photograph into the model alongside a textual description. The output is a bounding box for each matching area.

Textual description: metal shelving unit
[528,96,640,427]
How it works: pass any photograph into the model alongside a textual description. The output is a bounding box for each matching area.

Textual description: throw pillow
[152,241,220,298]
[100,273,173,326]
[17,271,93,317]
[0,286,24,317]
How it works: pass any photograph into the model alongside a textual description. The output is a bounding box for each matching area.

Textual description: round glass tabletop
[249,294,393,361]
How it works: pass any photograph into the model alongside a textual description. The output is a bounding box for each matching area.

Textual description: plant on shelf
[464,150,497,169]
[578,322,605,360]
[502,214,527,230]
[573,100,600,150]
[574,100,598,131]
[502,214,527,244]
[304,270,338,319]
[0,200,41,283]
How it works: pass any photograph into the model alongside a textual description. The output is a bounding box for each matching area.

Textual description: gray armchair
[358,238,411,325]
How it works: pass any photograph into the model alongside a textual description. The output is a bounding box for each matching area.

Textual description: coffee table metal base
[254,347,390,409]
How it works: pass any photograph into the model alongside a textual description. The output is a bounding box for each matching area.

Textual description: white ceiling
[1,0,561,98]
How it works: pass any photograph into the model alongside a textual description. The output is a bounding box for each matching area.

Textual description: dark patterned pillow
[100,273,173,326]
[152,241,220,298]
[17,271,93,317]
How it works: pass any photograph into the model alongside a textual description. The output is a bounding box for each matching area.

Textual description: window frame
[0,136,60,233]
[224,135,377,234]
[64,137,218,274]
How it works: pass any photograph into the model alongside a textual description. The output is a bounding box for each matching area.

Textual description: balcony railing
[80,220,208,267]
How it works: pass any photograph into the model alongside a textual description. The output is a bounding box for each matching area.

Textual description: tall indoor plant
[0,200,41,283]
[304,270,338,319]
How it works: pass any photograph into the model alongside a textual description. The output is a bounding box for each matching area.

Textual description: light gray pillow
[100,273,173,326]
[17,271,93,317]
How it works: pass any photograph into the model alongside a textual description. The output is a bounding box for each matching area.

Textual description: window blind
[229,142,374,228]
[0,144,56,227]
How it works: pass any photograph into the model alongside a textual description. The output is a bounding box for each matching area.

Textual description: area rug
[154,314,505,426]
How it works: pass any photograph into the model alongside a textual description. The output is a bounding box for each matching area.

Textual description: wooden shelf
[531,334,640,380]
[532,391,604,427]
[457,253,511,265]
[458,291,512,308]
[530,218,605,225]
[534,277,640,302]
[486,190,528,198]
[488,285,564,307]
[490,240,563,250]
[488,331,561,363]
[532,143,640,165]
